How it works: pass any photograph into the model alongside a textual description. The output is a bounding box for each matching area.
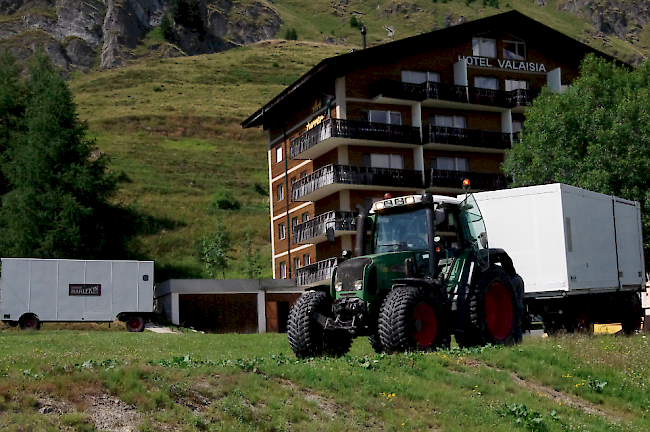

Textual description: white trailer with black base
[0,259,154,331]
[472,184,646,333]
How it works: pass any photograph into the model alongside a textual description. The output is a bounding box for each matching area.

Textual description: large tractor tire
[378,286,448,352]
[456,266,522,348]
[288,291,330,358]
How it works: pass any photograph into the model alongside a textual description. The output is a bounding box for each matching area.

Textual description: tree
[242,231,262,279]
[0,50,26,196]
[503,54,650,263]
[0,47,118,259]
[168,0,204,33]
[160,13,174,42]
[200,218,233,278]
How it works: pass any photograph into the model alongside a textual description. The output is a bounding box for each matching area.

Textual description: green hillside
[71,41,347,281]
[70,1,648,281]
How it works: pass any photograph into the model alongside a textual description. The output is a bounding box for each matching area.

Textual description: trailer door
[614,199,645,289]
[83,261,113,320]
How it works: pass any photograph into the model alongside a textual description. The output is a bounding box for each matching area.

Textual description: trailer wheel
[378,286,448,352]
[457,266,522,347]
[288,291,329,358]
[19,314,40,331]
[126,316,146,332]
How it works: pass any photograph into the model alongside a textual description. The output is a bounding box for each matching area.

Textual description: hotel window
[401,70,440,84]
[474,76,499,90]
[302,212,309,222]
[432,157,469,172]
[292,216,299,229]
[277,184,284,201]
[505,79,529,91]
[280,261,287,279]
[366,153,404,169]
[503,41,526,61]
[276,146,283,163]
[294,257,301,271]
[472,37,496,58]
[361,110,402,125]
[278,223,286,240]
[303,253,311,266]
[432,115,466,129]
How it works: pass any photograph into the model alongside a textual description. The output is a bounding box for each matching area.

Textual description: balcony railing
[426,169,507,191]
[295,257,338,286]
[369,80,539,109]
[292,164,424,201]
[292,211,357,245]
[425,125,511,150]
[368,80,427,101]
[290,118,422,159]
[507,88,539,107]
[426,82,469,104]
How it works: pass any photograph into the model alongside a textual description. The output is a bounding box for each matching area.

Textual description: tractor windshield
[373,208,429,254]
[459,194,489,269]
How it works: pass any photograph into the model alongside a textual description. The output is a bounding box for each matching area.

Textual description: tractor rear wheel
[288,291,329,358]
[457,266,522,348]
[378,286,448,352]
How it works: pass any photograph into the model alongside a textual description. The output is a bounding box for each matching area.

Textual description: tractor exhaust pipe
[355,204,367,256]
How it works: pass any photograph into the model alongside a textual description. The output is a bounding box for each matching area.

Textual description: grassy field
[1,327,649,431]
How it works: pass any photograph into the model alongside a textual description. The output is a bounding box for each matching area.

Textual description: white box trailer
[0,258,154,332]
[471,183,645,332]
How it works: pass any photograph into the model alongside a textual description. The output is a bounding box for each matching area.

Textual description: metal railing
[295,257,338,286]
[291,164,424,201]
[368,80,428,101]
[425,125,512,150]
[290,118,422,159]
[426,81,469,103]
[507,88,539,107]
[426,169,507,191]
[292,211,357,245]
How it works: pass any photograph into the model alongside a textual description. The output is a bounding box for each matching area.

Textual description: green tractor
[287,189,524,357]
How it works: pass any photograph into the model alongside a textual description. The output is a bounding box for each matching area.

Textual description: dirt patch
[87,394,141,432]
[36,396,73,415]
[454,357,621,423]
[281,379,341,420]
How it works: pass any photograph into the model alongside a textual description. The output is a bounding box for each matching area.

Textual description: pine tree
[0,50,26,196]
[0,47,118,258]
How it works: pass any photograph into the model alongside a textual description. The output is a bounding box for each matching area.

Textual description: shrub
[160,13,174,42]
[285,28,298,41]
[211,189,241,211]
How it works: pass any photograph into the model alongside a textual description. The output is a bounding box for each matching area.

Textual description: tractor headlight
[335,281,343,292]
[354,280,363,290]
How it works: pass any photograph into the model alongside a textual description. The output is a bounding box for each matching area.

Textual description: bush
[212,189,241,211]
[285,28,298,41]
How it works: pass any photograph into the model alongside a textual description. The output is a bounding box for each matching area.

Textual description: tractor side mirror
[478,231,488,249]
[434,207,446,226]
[326,227,335,243]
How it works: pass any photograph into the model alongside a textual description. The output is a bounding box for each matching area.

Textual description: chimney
[360,26,367,50]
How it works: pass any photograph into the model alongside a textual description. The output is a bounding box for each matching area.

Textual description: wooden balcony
[292,211,357,245]
[426,169,507,192]
[289,118,422,160]
[291,164,424,202]
[425,125,512,151]
[295,257,338,287]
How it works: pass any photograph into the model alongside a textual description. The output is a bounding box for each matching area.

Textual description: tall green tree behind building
[503,54,650,261]
[0,47,118,259]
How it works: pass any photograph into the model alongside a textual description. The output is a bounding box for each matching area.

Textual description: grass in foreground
[1,328,649,431]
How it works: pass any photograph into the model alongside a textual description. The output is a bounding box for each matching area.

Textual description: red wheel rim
[484,282,514,341]
[412,303,437,347]
[128,318,143,332]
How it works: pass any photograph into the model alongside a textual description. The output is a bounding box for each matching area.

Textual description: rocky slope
[0,0,281,70]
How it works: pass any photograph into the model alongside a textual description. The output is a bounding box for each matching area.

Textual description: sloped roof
[241,10,626,129]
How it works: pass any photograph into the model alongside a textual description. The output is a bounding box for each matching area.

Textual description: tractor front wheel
[378,286,448,352]
[288,291,329,358]
[457,266,522,347]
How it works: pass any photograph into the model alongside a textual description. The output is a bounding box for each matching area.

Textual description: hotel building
[242,10,620,288]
